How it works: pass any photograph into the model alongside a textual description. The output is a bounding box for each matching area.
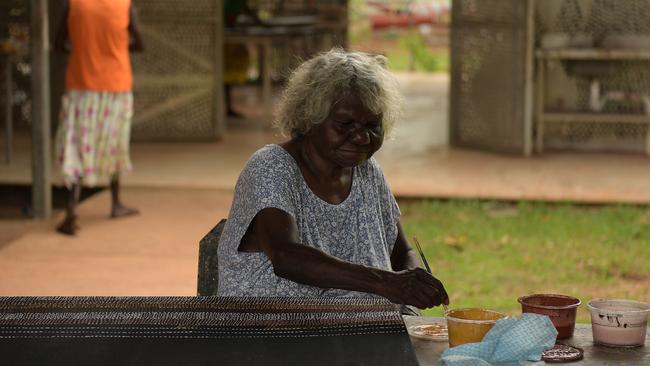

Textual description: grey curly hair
[274,48,402,139]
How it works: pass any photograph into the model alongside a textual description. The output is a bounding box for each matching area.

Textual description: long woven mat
[0,296,419,365]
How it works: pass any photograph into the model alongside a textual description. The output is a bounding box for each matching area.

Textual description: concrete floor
[2,72,650,296]
[0,187,231,296]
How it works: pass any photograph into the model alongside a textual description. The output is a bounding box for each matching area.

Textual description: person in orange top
[54,0,144,235]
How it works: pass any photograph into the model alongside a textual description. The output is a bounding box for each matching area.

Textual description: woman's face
[307,92,384,168]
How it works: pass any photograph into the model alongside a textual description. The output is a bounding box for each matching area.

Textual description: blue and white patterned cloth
[217,144,401,297]
[440,313,558,366]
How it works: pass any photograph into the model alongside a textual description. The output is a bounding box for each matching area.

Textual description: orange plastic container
[446,308,506,347]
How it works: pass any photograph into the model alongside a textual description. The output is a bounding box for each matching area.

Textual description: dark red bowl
[518,294,581,339]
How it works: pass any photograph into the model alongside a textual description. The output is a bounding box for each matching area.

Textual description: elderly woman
[217,48,449,310]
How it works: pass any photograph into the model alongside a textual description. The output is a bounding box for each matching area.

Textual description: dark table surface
[404,316,650,366]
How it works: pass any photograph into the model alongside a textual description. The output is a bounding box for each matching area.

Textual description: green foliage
[347,0,449,73]
[399,199,650,323]
[386,47,448,73]
[400,33,444,72]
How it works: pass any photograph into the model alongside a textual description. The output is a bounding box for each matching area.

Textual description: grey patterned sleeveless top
[217,144,401,297]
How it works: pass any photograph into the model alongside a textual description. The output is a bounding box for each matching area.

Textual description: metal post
[448,0,459,146]
[535,58,545,154]
[262,38,272,105]
[523,0,535,156]
[214,0,225,138]
[30,0,52,218]
[4,57,12,163]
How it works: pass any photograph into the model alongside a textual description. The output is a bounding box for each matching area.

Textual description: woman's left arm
[390,222,422,271]
[53,0,70,53]
[128,5,145,52]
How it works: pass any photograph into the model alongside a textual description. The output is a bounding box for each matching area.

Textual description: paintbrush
[413,237,449,314]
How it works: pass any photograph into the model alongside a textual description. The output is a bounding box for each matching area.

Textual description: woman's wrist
[366,267,394,298]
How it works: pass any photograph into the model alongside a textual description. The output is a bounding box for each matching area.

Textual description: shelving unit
[535,48,650,154]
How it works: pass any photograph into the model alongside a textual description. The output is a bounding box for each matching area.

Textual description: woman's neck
[300,139,349,180]
[281,139,349,180]
[280,139,354,205]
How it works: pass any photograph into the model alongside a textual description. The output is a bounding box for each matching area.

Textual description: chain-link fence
[536,0,650,153]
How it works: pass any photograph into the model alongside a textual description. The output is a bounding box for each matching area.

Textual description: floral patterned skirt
[55,90,133,187]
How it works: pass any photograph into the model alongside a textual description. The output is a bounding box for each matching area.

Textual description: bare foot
[56,217,78,236]
[111,205,139,218]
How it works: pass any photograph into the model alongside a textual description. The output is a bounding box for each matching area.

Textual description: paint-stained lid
[542,343,584,363]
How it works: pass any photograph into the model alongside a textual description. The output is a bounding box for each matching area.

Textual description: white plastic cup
[587,299,650,348]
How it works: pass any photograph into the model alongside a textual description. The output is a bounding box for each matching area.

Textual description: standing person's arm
[53,0,70,53]
[128,4,145,52]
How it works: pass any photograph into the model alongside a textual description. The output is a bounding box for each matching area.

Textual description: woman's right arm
[254,207,445,309]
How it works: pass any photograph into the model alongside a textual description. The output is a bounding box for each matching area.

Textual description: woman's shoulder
[365,156,381,169]
[240,144,296,178]
[247,144,293,166]
[358,156,384,179]
[233,144,300,209]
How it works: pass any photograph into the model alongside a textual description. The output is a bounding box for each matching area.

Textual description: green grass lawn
[398,199,650,323]
[386,47,449,73]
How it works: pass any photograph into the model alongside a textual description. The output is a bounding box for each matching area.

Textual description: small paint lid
[542,343,584,363]
[407,323,448,342]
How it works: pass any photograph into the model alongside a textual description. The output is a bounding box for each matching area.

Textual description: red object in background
[368,1,450,30]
